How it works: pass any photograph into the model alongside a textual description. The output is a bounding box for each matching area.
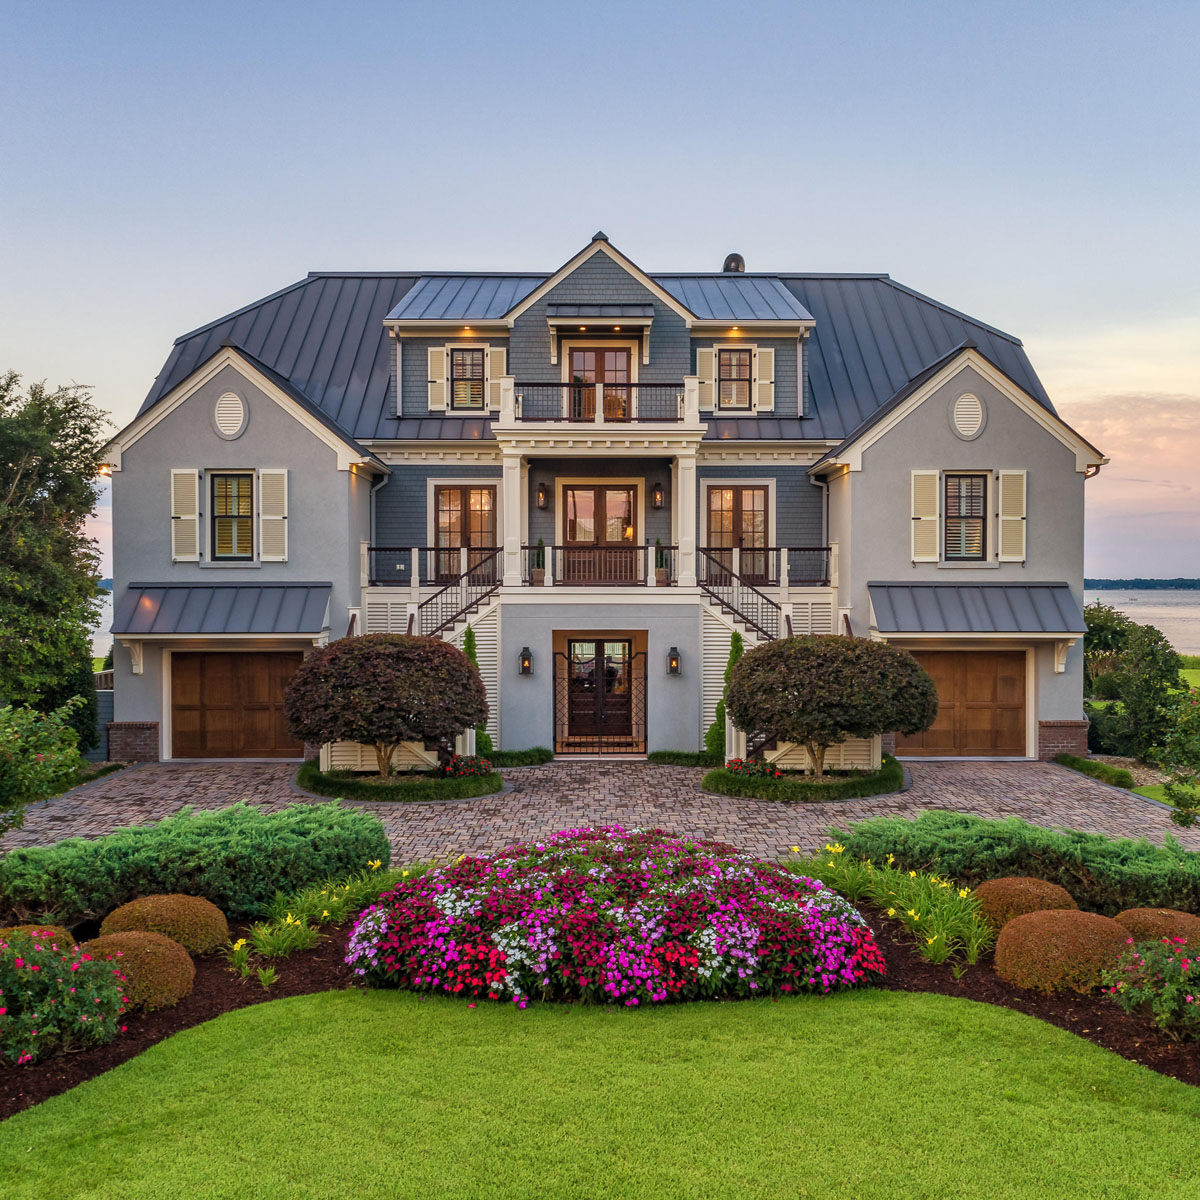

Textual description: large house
[103,234,1105,767]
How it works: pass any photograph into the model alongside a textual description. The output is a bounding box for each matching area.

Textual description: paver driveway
[4,759,1197,862]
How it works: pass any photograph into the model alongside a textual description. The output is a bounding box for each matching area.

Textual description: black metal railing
[416,547,501,637]
[513,382,685,422]
[520,543,678,586]
[697,547,782,640]
[697,546,831,588]
[368,546,504,588]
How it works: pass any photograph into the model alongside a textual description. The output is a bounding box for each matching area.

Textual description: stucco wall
[498,602,701,751]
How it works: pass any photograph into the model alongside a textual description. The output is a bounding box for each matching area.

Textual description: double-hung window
[211,472,254,560]
[944,473,987,561]
[717,349,752,409]
[450,348,485,410]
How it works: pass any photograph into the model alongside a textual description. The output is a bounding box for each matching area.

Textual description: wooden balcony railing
[521,543,678,587]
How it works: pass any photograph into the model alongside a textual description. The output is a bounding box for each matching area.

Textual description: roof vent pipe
[722,253,745,273]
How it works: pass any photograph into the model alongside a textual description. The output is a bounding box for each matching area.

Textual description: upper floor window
[944,473,986,561]
[450,348,485,409]
[718,349,752,409]
[211,472,254,560]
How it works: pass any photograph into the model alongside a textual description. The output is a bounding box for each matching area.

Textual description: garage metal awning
[112,582,331,637]
[868,582,1084,636]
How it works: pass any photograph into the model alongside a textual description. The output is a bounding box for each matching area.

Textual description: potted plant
[531,537,546,587]
[654,537,669,585]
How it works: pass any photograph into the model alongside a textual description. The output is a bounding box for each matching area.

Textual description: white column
[595,383,605,425]
[502,452,523,586]
[499,376,515,424]
[677,452,697,587]
[409,548,420,604]
[683,375,700,424]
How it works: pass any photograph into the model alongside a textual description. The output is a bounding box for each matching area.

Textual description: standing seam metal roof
[140,267,1052,443]
[112,583,332,636]
[867,583,1085,635]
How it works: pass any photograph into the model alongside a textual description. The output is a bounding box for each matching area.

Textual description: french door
[562,485,637,584]
[434,485,496,583]
[569,348,632,421]
[706,486,769,582]
[555,639,646,754]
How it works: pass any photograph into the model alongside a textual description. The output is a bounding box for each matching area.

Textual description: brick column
[107,722,160,762]
[1038,719,1090,760]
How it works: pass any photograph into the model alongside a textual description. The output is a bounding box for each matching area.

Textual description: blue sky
[2,0,1198,575]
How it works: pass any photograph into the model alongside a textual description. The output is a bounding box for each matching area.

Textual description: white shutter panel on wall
[696,347,715,411]
[754,346,775,412]
[487,346,507,411]
[259,469,288,561]
[997,470,1027,562]
[427,346,447,411]
[170,469,200,561]
[911,470,940,562]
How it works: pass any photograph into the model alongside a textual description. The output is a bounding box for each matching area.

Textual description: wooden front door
[434,485,497,583]
[569,348,632,421]
[562,484,637,584]
[171,652,304,758]
[707,485,769,582]
[896,650,1027,757]
[556,640,646,753]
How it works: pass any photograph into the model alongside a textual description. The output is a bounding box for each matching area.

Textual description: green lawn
[2,990,1198,1199]
[1182,668,1200,690]
[1134,783,1168,802]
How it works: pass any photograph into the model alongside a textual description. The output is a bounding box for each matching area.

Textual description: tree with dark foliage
[726,636,938,778]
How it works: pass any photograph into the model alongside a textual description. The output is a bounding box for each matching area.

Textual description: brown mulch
[1091,755,1166,787]
[3,912,1198,1122]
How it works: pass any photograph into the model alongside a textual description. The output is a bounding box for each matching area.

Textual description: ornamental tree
[284,635,487,778]
[725,635,937,778]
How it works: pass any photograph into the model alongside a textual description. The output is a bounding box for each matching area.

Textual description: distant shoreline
[1085,579,1200,590]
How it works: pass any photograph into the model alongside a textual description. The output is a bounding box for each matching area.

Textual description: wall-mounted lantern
[651,482,665,509]
[519,647,534,675]
[536,482,549,509]
[666,646,681,676]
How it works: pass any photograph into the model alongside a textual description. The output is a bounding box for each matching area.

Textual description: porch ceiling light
[666,646,681,676]
[536,482,549,509]
[651,482,664,509]
[519,647,534,676]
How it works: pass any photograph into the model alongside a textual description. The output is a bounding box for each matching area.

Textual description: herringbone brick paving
[4,760,1197,863]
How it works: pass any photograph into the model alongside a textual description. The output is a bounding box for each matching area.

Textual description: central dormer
[383,233,815,429]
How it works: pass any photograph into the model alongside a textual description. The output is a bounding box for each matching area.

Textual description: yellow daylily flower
[958,888,970,899]
[368,860,382,871]
[791,846,799,854]
[886,908,896,917]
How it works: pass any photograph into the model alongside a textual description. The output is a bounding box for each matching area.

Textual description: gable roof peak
[591,230,609,242]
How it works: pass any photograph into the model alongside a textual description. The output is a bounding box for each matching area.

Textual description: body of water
[1084,589,1200,656]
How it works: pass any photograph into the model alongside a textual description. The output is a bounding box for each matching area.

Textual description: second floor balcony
[496,376,701,427]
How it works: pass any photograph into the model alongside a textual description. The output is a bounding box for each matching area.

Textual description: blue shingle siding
[696,465,824,547]
[509,253,691,384]
[399,338,507,418]
[691,337,800,418]
[88,688,113,762]
[526,458,674,548]
[373,464,503,548]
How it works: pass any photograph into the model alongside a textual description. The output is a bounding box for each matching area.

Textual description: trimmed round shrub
[995,910,1128,994]
[83,931,195,1010]
[347,826,887,1004]
[1115,907,1200,945]
[974,877,1078,931]
[100,894,228,954]
[0,923,76,949]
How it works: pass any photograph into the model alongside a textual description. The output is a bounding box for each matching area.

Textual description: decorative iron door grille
[554,642,647,755]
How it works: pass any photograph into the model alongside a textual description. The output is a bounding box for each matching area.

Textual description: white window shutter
[170,469,200,561]
[696,347,715,411]
[427,346,447,410]
[487,346,507,411]
[259,469,288,561]
[911,470,940,562]
[754,346,775,412]
[997,470,1027,561]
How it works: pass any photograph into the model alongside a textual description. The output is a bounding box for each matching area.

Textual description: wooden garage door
[172,652,304,759]
[896,651,1027,757]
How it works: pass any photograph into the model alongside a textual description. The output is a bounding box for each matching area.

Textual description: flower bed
[345,827,886,1005]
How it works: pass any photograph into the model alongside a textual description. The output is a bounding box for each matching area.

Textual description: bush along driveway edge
[295,761,507,804]
[701,755,907,803]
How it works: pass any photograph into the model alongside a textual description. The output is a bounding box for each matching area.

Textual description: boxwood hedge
[835,811,1200,916]
[0,802,390,926]
[702,755,905,803]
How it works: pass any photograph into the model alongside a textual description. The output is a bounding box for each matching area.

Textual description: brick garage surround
[107,722,160,762]
[1037,719,1090,760]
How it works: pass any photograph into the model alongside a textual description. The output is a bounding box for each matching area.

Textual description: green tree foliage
[0,700,83,838]
[461,625,493,755]
[705,630,744,757]
[0,373,107,725]
[726,636,937,778]
[1154,687,1200,828]
[284,635,487,778]
[1083,601,1134,691]
[1110,623,1181,758]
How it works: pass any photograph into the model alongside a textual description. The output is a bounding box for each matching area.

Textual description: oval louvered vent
[214,392,245,438]
[952,392,984,439]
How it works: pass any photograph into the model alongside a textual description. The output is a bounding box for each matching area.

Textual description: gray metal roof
[546,302,655,319]
[386,275,543,321]
[112,582,331,636]
[656,275,814,322]
[139,266,1054,444]
[868,582,1085,635]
